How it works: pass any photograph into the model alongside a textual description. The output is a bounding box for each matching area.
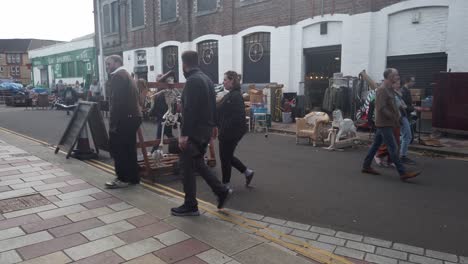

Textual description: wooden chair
[295,112,330,146]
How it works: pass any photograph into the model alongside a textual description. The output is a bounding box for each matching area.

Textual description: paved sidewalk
[0,132,323,264]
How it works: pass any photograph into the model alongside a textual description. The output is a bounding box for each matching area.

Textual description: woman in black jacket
[217,71,254,188]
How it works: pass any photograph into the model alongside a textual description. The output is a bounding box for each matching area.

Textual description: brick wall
[97,0,405,54]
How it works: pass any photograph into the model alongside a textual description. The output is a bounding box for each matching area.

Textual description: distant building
[29,34,98,89]
[0,39,61,85]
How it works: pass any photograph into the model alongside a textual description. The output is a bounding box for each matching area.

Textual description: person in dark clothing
[104,55,142,189]
[217,71,254,187]
[171,51,231,216]
[400,76,416,164]
[63,86,78,115]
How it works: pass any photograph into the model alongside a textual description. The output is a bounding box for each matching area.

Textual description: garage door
[386,52,447,96]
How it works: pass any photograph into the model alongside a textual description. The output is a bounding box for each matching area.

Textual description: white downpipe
[96,0,107,98]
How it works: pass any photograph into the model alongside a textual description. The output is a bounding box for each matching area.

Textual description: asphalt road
[1,105,468,256]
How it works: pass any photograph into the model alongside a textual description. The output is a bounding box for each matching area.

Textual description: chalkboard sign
[55,101,109,158]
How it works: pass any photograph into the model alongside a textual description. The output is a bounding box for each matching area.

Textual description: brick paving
[1,138,467,264]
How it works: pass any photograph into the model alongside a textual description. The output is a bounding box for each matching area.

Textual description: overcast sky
[1,0,95,41]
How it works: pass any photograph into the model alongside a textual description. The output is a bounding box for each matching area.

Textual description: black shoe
[400,156,416,165]
[217,188,232,209]
[245,170,254,187]
[171,204,200,216]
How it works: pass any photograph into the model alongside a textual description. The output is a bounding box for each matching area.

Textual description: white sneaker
[105,179,130,189]
[374,156,385,167]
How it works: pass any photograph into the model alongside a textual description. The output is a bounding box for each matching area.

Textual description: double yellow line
[0,126,351,264]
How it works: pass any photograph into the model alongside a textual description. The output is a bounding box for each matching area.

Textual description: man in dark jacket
[171,51,231,216]
[400,76,416,164]
[362,68,420,181]
[104,55,142,189]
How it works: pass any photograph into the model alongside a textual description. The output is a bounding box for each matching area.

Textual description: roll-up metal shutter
[386,52,447,96]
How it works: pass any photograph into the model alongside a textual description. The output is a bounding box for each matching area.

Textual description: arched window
[197,40,219,83]
[162,46,179,82]
[243,32,270,83]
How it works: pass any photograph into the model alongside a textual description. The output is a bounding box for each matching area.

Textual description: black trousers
[180,140,225,207]
[219,138,247,184]
[109,117,142,183]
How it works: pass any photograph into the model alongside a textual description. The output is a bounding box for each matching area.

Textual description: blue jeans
[400,117,412,157]
[363,127,406,175]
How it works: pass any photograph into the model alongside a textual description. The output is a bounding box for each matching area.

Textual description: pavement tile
[17,233,88,260]
[365,253,398,264]
[58,183,94,193]
[38,204,87,219]
[196,249,232,264]
[39,189,62,196]
[268,242,298,256]
[83,197,123,209]
[67,179,86,185]
[0,231,53,252]
[109,202,134,211]
[346,240,376,253]
[127,214,160,227]
[117,221,174,244]
[334,247,366,260]
[91,192,113,200]
[375,247,408,260]
[0,165,30,172]
[409,254,443,264]
[114,237,166,260]
[74,250,125,264]
[284,221,311,231]
[46,195,61,202]
[98,208,145,224]
[0,214,4,221]
[54,171,72,177]
[154,238,211,263]
[53,195,95,207]
[23,174,57,182]
[363,237,393,248]
[262,217,287,225]
[241,212,264,220]
[39,168,65,175]
[291,229,319,240]
[155,229,191,246]
[49,218,105,237]
[0,185,11,192]
[67,206,114,222]
[0,179,24,186]
[425,249,458,262]
[82,221,136,240]
[57,188,102,200]
[0,170,21,177]
[392,243,424,255]
[310,226,337,236]
[0,227,25,240]
[31,162,52,167]
[1,172,41,181]
[3,204,57,219]
[33,182,69,192]
[10,180,45,190]
[124,254,166,264]
[0,187,36,200]
[308,240,337,252]
[19,167,43,173]
[174,256,209,264]
[65,235,126,261]
[317,235,346,246]
[460,256,468,264]
[20,251,72,264]
[268,224,293,234]
[42,176,77,184]
[0,214,42,230]
[336,231,364,242]
[0,250,22,264]
[22,216,72,233]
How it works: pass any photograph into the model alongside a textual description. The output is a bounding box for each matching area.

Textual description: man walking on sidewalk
[104,55,142,189]
[171,51,231,216]
[362,68,420,181]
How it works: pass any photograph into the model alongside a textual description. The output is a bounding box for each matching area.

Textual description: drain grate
[0,194,51,214]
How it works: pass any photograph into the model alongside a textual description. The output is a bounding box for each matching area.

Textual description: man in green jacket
[362,68,420,181]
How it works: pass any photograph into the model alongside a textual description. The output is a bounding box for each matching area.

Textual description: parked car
[0,82,31,107]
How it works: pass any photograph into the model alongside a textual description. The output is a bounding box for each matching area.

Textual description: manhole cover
[0,194,51,214]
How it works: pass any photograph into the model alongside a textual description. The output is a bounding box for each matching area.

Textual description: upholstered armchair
[295,112,330,146]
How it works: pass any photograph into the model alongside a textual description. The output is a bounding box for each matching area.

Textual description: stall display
[295,112,330,146]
